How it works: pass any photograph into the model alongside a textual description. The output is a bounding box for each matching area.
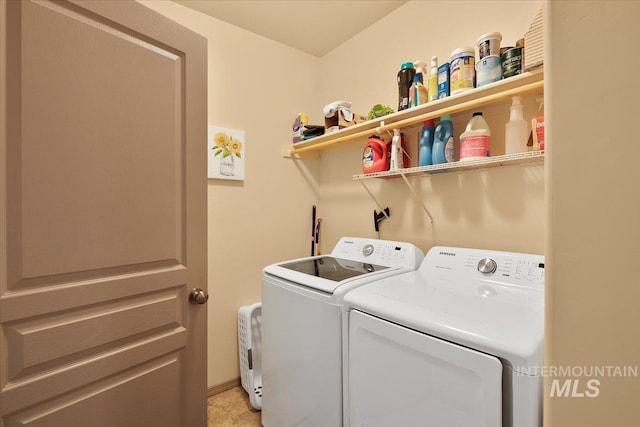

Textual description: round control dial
[477,258,497,274]
[362,244,374,256]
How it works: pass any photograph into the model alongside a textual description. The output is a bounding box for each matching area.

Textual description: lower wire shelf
[352,150,544,180]
[353,150,545,225]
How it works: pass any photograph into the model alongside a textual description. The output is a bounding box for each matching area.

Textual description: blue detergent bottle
[418,119,436,166]
[433,115,454,164]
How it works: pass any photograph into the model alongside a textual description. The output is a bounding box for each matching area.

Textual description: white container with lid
[476,55,502,88]
[450,47,475,95]
[477,32,502,60]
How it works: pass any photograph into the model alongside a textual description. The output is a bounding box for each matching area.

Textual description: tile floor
[208,386,261,426]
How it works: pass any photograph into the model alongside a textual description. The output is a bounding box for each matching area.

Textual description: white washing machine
[262,237,424,427]
[342,246,545,427]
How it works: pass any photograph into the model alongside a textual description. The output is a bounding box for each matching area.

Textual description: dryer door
[348,310,503,426]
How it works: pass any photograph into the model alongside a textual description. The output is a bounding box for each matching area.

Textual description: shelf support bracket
[359,180,390,219]
[400,173,434,224]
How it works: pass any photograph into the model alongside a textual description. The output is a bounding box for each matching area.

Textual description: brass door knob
[189,288,209,304]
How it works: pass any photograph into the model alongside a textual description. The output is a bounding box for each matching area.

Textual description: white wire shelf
[353,151,545,181]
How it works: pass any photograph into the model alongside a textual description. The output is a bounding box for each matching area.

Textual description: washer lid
[263,237,425,294]
[343,247,544,371]
[265,257,393,294]
[279,256,389,282]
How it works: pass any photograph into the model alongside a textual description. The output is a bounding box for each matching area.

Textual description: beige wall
[141,0,546,388]
[139,1,321,387]
[317,1,545,254]
[545,1,640,424]
[140,6,640,423]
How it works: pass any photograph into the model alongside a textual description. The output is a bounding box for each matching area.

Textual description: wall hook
[373,207,390,232]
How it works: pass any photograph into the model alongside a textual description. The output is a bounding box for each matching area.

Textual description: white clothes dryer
[262,237,424,427]
[342,246,544,427]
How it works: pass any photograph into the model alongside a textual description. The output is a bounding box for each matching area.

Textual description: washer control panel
[331,237,424,269]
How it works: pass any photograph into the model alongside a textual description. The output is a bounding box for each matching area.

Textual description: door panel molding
[12,258,185,291]
[15,0,187,281]
[6,286,185,379]
[2,330,187,416]
[6,352,183,427]
[1,264,187,322]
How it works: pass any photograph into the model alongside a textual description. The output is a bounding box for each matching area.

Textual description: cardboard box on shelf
[324,109,367,133]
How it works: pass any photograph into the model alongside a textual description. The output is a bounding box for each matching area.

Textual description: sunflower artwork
[208,126,245,180]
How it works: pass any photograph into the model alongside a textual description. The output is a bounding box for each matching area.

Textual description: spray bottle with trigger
[409,61,428,108]
[389,128,404,170]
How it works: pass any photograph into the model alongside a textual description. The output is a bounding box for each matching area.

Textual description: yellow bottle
[428,56,438,102]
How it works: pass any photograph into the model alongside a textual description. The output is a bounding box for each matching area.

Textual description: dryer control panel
[421,246,544,288]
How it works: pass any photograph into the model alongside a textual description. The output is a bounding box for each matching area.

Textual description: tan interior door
[0,1,207,425]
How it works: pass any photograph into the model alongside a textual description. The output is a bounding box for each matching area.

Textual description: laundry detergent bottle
[432,115,453,164]
[418,119,436,166]
[362,135,389,173]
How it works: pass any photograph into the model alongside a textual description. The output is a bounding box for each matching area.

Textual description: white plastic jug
[460,112,491,160]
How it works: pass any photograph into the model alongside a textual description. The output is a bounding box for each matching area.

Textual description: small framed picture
[208,126,245,180]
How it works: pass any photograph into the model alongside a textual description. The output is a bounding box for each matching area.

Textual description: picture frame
[208,126,245,180]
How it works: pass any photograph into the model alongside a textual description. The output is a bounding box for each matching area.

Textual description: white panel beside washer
[343,246,544,427]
